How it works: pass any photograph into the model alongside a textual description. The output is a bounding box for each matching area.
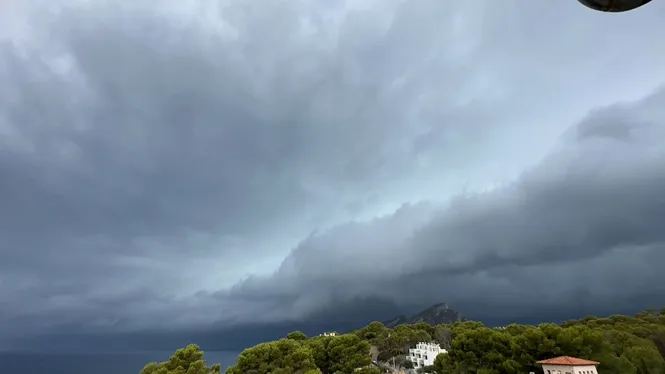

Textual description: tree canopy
[225,338,319,374]
[140,344,221,374]
[432,310,665,374]
[285,330,308,341]
[145,308,665,374]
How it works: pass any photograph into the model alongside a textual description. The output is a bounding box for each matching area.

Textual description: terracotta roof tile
[536,356,600,366]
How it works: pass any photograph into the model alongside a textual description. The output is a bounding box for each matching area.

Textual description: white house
[537,356,600,374]
[320,331,337,337]
[406,342,447,370]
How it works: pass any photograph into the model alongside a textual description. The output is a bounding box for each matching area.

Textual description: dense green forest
[140,308,665,374]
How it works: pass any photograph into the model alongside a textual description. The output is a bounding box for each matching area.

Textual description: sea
[0,350,240,374]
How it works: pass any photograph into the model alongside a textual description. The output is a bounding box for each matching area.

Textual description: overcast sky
[1,0,665,351]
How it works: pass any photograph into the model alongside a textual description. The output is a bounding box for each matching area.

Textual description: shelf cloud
[1,0,664,350]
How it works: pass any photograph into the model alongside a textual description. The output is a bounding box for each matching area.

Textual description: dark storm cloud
[1,0,665,350]
[221,87,665,326]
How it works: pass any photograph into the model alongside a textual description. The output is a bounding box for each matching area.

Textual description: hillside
[144,308,665,374]
[383,302,464,328]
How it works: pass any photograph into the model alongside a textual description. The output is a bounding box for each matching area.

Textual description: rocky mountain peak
[383,302,463,328]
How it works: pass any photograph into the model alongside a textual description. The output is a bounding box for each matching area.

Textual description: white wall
[541,364,598,374]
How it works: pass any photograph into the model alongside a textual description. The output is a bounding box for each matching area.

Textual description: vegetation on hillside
[141,308,665,374]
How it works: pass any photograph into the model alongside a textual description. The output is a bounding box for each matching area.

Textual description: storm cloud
[1,0,665,350]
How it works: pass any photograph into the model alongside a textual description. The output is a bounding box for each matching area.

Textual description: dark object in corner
[577,0,653,12]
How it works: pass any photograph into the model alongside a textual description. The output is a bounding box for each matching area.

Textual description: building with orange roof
[536,356,600,374]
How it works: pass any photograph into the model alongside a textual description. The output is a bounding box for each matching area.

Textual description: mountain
[382,315,408,327]
[383,303,464,328]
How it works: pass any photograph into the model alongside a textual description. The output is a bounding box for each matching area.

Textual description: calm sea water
[0,351,240,374]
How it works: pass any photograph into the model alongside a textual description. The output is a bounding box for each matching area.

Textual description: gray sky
[1,0,665,350]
